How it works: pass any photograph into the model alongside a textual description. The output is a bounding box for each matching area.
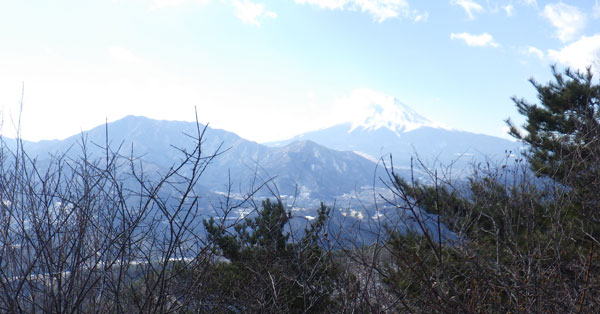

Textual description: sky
[0,0,599,142]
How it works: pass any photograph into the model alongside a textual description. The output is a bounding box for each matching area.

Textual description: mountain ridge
[8,115,383,202]
[266,99,521,169]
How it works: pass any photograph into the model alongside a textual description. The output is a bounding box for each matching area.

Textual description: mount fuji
[267,95,522,171]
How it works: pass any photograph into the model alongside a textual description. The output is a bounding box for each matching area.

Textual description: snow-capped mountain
[347,96,443,135]
[268,97,521,170]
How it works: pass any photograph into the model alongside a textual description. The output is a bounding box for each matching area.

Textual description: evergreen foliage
[507,66,600,216]
[4,66,600,312]
[202,199,339,313]
[380,66,600,312]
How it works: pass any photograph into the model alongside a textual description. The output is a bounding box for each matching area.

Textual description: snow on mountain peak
[343,89,439,135]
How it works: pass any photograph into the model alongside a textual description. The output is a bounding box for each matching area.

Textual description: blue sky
[0,0,599,142]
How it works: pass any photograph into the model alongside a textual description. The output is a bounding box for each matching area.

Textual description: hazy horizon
[1,0,599,142]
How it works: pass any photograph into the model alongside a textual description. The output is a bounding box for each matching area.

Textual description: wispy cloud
[519,46,546,60]
[233,0,277,26]
[525,46,544,59]
[149,0,210,10]
[450,32,499,48]
[294,0,428,23]
[541,2,586,42]
[503,4,514,17]
[294,0,346,10]
[132,0,277,27]
[520,0,536,6]
[451,0,484,20]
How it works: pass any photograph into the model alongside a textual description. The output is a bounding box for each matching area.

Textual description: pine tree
[202,199,338,312]
[507,66,600,216]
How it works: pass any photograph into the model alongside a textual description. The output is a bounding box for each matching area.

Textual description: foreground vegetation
[0,66,598,313]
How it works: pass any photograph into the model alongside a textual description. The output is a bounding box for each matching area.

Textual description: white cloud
[548,34,600,73]
[233,0,277,26]
[413,12,429,22]
[354,0,409,22]
[451,0,484,20]
[149,0,210,10]
[450,32,500,48]
[503,4,514,16]
[520,0,536,6]
[132,0,278,27]
[541,3,586,43]
[294,0,428,23]
[295,0,347,10]
[136,0,428,23]
[525,46,545,59]
[594,1,600,19]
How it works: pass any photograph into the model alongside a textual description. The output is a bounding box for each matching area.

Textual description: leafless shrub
[0,113,239,312]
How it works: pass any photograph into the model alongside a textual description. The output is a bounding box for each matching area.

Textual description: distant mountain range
[12,116,384,203]
[267,97,522,170]
[0,98,522,240]
[6,97,522,207]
